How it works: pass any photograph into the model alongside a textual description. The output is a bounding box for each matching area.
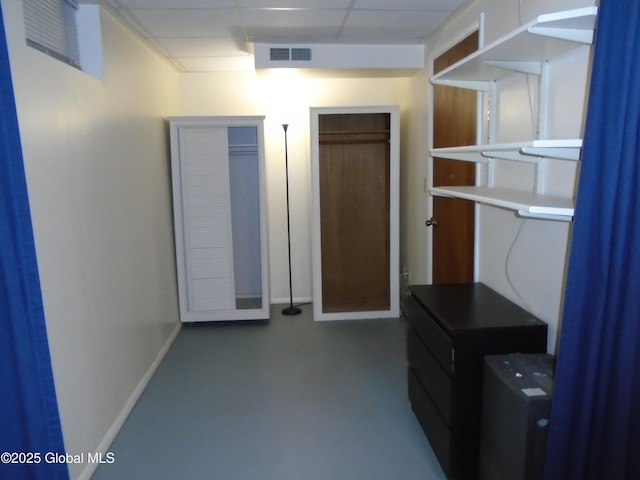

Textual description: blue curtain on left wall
[0,4,68,480]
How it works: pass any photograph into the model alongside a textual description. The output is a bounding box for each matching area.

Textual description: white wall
[399,67,430,289]
[404,0,596,353]
[179,71,410,304]
[2,2,181,479]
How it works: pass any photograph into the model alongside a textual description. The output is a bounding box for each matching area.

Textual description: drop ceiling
[100,0,468,73]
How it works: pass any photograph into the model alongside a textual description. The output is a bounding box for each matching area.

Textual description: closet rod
[320,139,389,146]
[319,129,390,135]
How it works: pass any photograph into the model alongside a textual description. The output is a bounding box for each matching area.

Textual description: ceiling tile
[117,0,236,7]
[353,0,466,10]
[157,37,250,57]
[241,8,345,42]
[128,8,242,37]
[341,10,450,41]
[237,0,350,8]
[240,7,347,28]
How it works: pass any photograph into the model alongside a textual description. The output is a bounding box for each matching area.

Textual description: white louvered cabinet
[169,116,269,322]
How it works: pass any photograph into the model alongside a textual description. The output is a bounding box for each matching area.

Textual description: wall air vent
[269,47,312,62]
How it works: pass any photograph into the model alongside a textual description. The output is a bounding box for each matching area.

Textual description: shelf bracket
[484,60,542,75]
[431,79,492,91]
[482,150,538,164]
[432,151,490,163]
[527,26,594,45]
[517,210,573,222]
[520,146,581,161]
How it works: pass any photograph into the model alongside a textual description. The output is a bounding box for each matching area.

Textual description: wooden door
[432,32,479,283]
[318,113,390,313]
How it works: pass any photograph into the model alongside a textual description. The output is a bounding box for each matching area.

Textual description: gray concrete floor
[91,304,446,480]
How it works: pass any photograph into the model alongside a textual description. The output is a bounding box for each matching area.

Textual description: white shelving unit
[430,186,574,221]
[430,7,597,221]
[431,7,597,90]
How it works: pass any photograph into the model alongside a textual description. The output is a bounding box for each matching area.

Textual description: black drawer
[406,283,548,480]
[408,366,453,477]
[406,295,454,375]
[407,326,452,425]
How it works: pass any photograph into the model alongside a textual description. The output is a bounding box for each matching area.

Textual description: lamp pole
[281,124,302,315]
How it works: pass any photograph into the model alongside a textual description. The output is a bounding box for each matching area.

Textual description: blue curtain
[0,4,68,480]
[544,1,640,479]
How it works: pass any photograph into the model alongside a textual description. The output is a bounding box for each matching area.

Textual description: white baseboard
[76,322,181,480]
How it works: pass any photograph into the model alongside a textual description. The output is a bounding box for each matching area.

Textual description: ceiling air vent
[270,48,290,61]
[269,47,312,62]
[291,48,312,61]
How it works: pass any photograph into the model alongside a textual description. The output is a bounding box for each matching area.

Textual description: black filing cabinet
[479,353,554,480]
[405,283,548,480]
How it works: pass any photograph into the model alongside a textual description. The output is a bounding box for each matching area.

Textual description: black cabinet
[406,283,548,480]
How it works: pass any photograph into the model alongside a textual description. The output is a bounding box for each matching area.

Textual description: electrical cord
[505,218,531,311]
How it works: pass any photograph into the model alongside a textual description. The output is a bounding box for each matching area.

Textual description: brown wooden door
[432,32,479,284]
[318,113,390,313]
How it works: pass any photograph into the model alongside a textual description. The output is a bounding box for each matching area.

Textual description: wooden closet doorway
[311,107,400,321]
[432,31,479,283]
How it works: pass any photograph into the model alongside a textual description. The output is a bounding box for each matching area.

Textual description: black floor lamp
[281,124,302,315]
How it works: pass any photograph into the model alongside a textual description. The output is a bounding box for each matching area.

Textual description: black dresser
[405,283,548,480]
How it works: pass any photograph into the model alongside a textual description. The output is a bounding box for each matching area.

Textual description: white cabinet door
[170,116,269,322]
[178,126,236,313]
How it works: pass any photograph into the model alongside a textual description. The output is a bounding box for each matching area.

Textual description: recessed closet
[310,106,400,320]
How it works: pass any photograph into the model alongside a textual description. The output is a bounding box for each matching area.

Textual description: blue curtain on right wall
[543,1,640,479]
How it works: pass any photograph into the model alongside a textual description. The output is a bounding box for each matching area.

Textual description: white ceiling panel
[100,0,469,72]
[343,10,451,40]
[128,8,242,37]
[238,0,351,7]
[353,0,467,10]
[117,0,236,7]
[241,8,346,42]
[240,8,347,29]
[158,37,249,57]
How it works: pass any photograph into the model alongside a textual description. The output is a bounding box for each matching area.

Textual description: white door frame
[310,106,400,321]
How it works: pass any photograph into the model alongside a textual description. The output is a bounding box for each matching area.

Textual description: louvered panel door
[170,116,269,322]
[178,126,236,312]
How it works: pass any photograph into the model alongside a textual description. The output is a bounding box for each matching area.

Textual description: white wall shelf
[430,186,574,221]
[431,7,598,90]
[432,139,583,164]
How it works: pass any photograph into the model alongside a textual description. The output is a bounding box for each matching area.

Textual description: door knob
[425,217,438,227]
